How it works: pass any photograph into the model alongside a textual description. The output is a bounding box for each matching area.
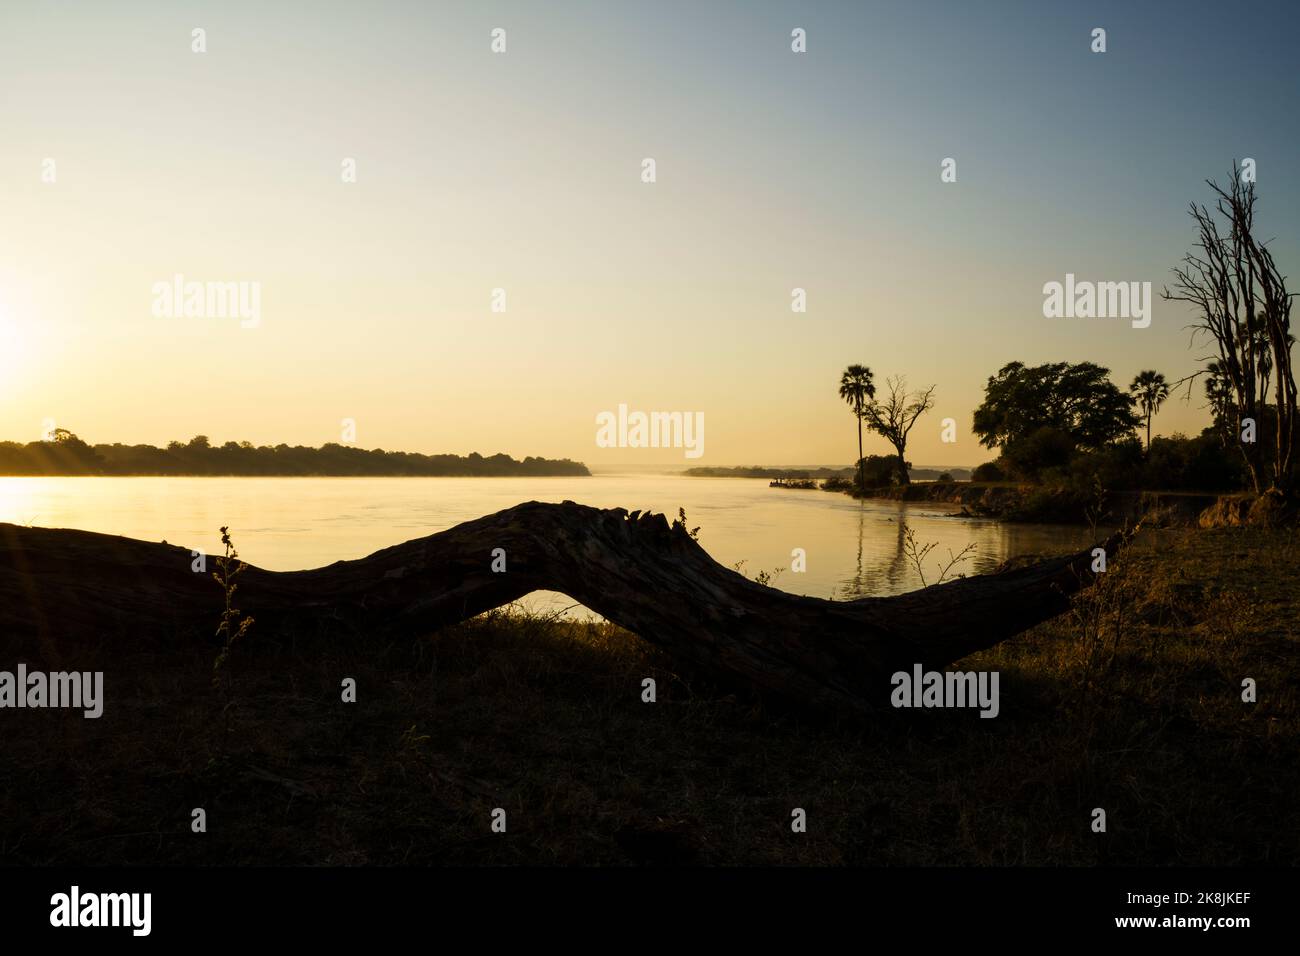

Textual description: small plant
[902,525,976,588]
[211,526,254,689]
[674,507,700,540]
[1067,487,1131,727]
[732,558,785,587]
[1083,476,1108,535]
[1064,556,1130,729]
[400,724,431,751]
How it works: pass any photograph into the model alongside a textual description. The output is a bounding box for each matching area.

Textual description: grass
[1,527,1296,866]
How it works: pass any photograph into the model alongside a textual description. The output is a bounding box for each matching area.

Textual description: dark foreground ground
[1,527,1296,866]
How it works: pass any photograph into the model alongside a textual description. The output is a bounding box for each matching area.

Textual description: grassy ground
[1,527,1296,866]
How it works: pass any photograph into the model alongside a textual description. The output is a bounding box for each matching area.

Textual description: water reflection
[0,475,1108,608]
[834,496,1106,600]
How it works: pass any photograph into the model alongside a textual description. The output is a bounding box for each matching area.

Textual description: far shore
[0,431,590,478]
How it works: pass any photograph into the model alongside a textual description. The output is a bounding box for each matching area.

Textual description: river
[0,473,1102,617]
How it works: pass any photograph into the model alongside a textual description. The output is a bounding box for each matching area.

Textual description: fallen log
[0,500,1129,714]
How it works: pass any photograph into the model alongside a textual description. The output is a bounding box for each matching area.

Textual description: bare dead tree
[1162,169,1297,497]
[861,376,936,485]
[0,502,1128,717]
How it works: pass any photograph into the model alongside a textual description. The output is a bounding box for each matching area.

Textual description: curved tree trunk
[0,501,1127,715]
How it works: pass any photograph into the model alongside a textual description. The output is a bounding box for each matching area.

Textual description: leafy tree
[1002,426,1077,480]
[838,364,875,491]
[30,429,105,475]
[973,361,1139,463]
[1204,358,1234,444]
[971,460,1005,483]
[0,431,590,477]
[1129,370,1170,452]
[852,454,904,487]
[1141,431,1245,492]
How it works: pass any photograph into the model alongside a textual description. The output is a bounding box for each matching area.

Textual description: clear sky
[1,0,1297,467]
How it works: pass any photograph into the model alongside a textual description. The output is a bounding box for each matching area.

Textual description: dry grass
[1,527,1296,866]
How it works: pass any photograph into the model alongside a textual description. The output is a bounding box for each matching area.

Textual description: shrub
[852,454,905,488]
[1044,437,1143,492]
[1142,432,1245,492]
[971,460,1005,483]
[1002,426,1077,480]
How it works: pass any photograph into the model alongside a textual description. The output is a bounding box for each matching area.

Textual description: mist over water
[0,474,1101,616]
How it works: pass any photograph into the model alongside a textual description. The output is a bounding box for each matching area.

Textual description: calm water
[0,474,1102,616]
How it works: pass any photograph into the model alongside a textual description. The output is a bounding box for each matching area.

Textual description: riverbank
[2,525,1294,865]
[820,480,1254,527]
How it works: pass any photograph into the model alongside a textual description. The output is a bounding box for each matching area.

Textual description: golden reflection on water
[0,476,1105,612]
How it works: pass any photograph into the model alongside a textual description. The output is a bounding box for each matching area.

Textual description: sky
[1,0,1297,467]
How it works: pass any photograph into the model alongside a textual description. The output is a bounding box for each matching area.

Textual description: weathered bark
[0,501,1127,714]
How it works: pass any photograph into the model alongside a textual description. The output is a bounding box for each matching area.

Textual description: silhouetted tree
[1130,370,1170,453]
[861,376,936,485]
[1204,359,1235,446]
[973,361,1138,468]
[838,365,875,491]
[0,431,589,477]
[852,454,904,487]
[1163,170,1297,496]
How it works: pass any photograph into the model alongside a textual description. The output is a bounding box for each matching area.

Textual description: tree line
[966,360,1245,493]
[840,356,1279,496]
[838,170,1297,501]
[0,432,591,477]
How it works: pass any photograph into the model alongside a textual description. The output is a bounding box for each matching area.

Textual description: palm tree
[1129,369,1170,453]
[1204,359,1234,443]
[839,365,875,490]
